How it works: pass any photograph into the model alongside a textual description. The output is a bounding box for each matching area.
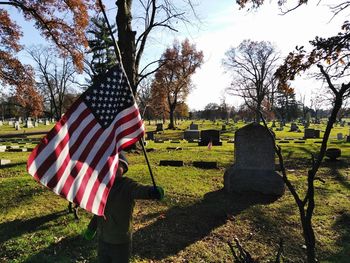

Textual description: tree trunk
[116,0,137,95]
[168,108,175,129]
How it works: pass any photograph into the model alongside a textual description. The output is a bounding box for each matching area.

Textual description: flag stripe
[86,119,144,213]
[27,98,84,170]
[28,103,88,177]
[77,107,142,211]
[33,107,92,182]
[50,118,99,192]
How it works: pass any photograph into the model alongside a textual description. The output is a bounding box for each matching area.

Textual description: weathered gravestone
[290,122,298,132]
[337,133,343,140]
[184,130,200,141]
[224,123,285,196]
[26,120,33,128]
[156,123,163,132]
[189,123,199,130]
[0,159,11,166]
[0,145,6,152]
[146,131,155,140]
[15,121,21,130]
[304,128,316,139]
[199,129,222,146]
[314,130,320,138]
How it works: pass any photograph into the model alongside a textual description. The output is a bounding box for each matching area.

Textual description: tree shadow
[327,160,350,190]
[0,210,67,244]
[23,235,97,263]
[133,189,280,260]
[326,212,350,262]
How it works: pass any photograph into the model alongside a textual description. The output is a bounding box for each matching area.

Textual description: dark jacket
[97,177,155,244]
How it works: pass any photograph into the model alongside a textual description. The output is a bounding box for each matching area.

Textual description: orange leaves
[0,9,22,53]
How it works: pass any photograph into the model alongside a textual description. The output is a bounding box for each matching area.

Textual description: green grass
[0,120,349,262]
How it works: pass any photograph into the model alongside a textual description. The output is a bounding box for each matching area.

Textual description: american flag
[27,64,144,216]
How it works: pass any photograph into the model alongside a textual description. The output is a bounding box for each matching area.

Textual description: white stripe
[28,103,87,176]
[52,121,101,196]
[77,132,117,209]
[66,116,119,205]
[91,122,144,213]
[91,154,119,214]
[68,104,142,206]
[40,112,95,186]
[77,111,139,208]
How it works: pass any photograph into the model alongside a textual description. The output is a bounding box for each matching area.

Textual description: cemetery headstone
[45,119,50,125]
[184,130,200,141]
[224,123,285,196]
[26,120,33,128]
[189,123,199,130]
[15,121,21,130]
[0,120,2,126]
[304,128,315,139]
[156,123,163,132]
[337,133,343,140]
[199,129,222,146]
[314,130,320,138]
[0,145,6,152]
[290,122,298,132]
[0,159,11,166]
[146,131,155,141]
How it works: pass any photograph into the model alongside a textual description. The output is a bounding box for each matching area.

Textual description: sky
[7,0,347,111]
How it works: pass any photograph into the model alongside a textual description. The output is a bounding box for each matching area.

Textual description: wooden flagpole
[98,0,157,189]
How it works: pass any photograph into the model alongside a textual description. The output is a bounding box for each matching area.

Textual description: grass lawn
[0,120,349,262]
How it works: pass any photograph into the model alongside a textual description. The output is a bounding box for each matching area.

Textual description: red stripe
[87,120,144,213]
[27,98,83,171]
[61,126,105,202]
[32,108,91,181]
[97,160,119,215]
[74,109,139,207]
[85,150,118,212]
[47,118,98,190]
[73,108,141,207]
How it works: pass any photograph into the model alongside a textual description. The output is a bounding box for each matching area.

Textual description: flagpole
[98,0,157,189]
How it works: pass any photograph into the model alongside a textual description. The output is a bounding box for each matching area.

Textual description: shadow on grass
[326,212,350,263]
[23,235,97,263]
[0,210,67,244]
[133,189,280,260]
[327,160,350,190]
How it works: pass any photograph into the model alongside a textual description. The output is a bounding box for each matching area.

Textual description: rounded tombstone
[325,148,341,161]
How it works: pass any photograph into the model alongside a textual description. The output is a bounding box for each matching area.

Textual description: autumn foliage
[151,39,203,128]
[0,0,95,116]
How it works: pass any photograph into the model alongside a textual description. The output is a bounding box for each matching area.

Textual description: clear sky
[181,0,345,110]
[8,0,346,110]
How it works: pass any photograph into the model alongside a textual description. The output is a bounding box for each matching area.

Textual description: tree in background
[137,78,154,122]
[223,40,279,122]
[86,16,117,82]
[115,0,198,94]
[151,39,203,129]
[27,46,80,120]
[274,83,298,122]
[0,1,92,99]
